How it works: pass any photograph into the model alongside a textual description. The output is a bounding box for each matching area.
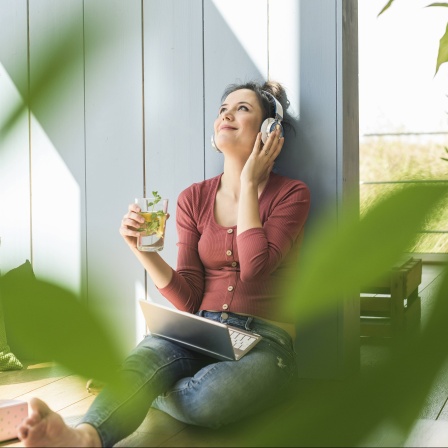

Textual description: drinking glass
[135,197,168,251]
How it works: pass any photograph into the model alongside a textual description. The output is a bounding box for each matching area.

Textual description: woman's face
[213,89,264,155]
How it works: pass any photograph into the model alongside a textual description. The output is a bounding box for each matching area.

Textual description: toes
[24,412,41,427]
[17,425,29,441]
[29,397,52,418]
[17,412,38,441]
[18,398,53,443]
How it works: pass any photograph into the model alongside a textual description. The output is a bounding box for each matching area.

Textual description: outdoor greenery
[0,1,447,446]
[359,0,448,254]
[360,138,448,252]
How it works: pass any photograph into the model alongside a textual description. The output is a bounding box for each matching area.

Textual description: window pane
[360,139,448,254]
[358,0,448,255]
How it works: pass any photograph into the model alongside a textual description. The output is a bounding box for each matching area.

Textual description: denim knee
[153,375,231,429]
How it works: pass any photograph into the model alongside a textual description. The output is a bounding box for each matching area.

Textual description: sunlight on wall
[1,63,82,291]
[135,280,146,343]
[134,278,176,345]
[212,0,268,77]
[212,0,300,117]
[0,64,21,122]
[268,0,300,118]
[30,116,81,295]
[0,63,31,272]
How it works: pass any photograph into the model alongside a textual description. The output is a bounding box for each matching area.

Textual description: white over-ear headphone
[211,90,284,151]
[260,91,284,144]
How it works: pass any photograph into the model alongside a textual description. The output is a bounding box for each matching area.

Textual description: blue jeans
[79,311,298,447]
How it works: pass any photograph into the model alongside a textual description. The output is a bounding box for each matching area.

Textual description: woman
[17,80,310,447]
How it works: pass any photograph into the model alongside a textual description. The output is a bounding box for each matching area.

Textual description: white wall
[83,0,146,351]
[29,0,86,297]
[0,0,30,273]
[0,0,146,352]
[0,0,358,377]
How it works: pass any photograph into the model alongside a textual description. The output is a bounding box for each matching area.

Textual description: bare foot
[17,398,101,447]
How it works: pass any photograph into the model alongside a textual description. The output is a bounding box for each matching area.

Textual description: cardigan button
[222,304,229,310]
[227,286,234,292]
[231,261,237,267]
[227,229,234,234]
[226,250,232,256]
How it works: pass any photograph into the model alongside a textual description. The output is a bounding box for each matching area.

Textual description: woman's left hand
[241,127,284,187]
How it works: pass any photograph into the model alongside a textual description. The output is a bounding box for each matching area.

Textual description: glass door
[358,0,448,260]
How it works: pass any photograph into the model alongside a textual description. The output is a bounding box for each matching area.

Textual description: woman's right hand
[119,203,145,249]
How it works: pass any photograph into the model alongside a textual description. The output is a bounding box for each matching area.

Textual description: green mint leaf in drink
[146,191,162,211]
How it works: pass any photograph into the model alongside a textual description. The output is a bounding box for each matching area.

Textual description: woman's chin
[216,139,253,153]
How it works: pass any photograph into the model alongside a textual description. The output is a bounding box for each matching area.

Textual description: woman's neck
[220,158,269,201]
[220,159,244,200]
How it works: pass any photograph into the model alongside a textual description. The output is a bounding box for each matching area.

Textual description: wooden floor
[1,263,447,447]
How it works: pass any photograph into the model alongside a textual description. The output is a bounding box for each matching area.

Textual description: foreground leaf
[442,146,448,162]
[378,0,396,16]
[435,23,448,75]
[282,184,447,324]
[0,19,84,136]
[242,264,448,446]
[1,271,124,383]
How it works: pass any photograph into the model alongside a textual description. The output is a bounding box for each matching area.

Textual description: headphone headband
[262,91,283,122]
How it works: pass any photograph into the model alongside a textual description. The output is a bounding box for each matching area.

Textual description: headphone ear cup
[260,118,275,144]
[261,118,284,144]
[260,118,283,143]
[277,123,284,139]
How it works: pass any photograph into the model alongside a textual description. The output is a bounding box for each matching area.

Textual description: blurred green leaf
[282,184,447,323]
[242,181,448,445]
[378,0,396,16]
[0,19,84,136]
[0,4,447,446]
[1,271,124,383]
[242,264,448,446]
[435,23,448,75]
[443,146,448,161]
[426,2,448,7]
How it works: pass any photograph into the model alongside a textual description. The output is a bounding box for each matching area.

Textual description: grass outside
[360,136,448,253]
